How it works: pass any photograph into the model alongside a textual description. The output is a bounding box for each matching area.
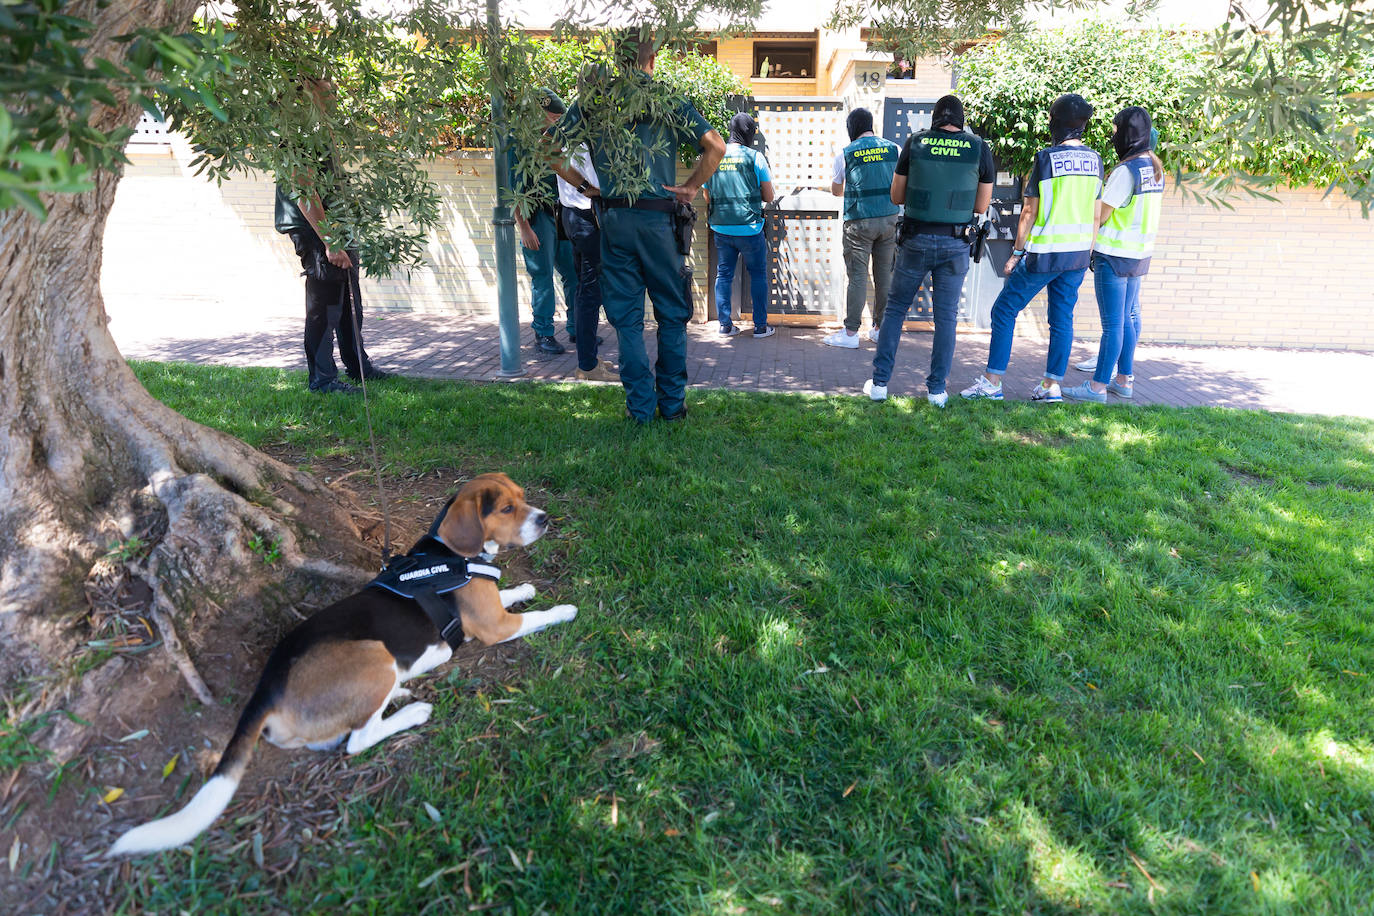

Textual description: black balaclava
[931,95,965,130]
[846,107,874,142]
[1048,93,1094,144]
[729,113,758,147]
[1112,106,1154,159]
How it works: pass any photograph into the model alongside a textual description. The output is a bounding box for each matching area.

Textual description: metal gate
[711,97,847,324]
[708,96,1022,329]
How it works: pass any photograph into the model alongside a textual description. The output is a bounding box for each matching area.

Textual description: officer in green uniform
[510,90,577,355]
[826,107,900,348]
[553,28,725,423]
[863,95,994,407]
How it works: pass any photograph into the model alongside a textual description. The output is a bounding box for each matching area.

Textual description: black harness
[365,502,500,648]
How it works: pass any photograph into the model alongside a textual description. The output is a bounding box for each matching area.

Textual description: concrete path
[107,301,1374,420]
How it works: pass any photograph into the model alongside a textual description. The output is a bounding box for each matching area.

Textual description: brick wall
[103,142,712,325]
[1018,185,1374,351]
[104,141,1374,351]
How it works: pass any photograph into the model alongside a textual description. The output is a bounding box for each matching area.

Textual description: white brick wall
[103,141,1374,350]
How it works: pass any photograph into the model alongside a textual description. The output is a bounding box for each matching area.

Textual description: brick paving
[108,302,1374,420]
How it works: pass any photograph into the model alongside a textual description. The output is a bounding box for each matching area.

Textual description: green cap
[538,89,566,115]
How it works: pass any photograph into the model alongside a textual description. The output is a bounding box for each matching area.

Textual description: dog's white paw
[397,702,433,727]
[549,604,578,623]
[500,583,537,608]
[391,687,413,703]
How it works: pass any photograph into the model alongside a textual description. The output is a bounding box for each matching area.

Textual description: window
[752,43,816,79]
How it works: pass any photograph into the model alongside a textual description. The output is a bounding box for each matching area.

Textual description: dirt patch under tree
[1,454,570,914]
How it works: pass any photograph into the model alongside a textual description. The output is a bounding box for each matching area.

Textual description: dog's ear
[437,489,487,556]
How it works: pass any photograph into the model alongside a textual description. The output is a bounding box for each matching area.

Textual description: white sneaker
[960,375,1003,400]
[1030,381,1063,402]
[866,327,881,343]
[927,391,948,408]
[1075,357,1097,371]
[862,379,888,401]
[822,330,859,349]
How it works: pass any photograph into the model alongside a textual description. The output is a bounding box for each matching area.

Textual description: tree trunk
[0,0,368,731]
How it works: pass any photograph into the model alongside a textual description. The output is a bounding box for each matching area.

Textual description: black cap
[931,95,965,130]
[846,108,874,142]
[1049,93,1094,143]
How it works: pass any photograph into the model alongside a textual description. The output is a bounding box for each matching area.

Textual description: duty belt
[903,219,965,238]
[599,197,676,213]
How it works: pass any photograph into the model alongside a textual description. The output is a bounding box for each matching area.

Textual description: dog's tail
[106,691,273,857]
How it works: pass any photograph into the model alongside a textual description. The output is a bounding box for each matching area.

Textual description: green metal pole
[488,0,523,377]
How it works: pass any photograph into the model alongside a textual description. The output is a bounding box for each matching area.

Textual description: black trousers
[560,205,604,371]
[290,229,372,389]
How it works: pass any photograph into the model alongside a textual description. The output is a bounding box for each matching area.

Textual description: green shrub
[432,38,745,153]
[956,20,1373,189]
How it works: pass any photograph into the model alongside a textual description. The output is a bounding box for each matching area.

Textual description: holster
[672,202,697,258]
[967,218,991,264]
[895,217,911,246]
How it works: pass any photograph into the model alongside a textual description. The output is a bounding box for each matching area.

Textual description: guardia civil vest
[1095,157,1163,278]
[903,129,983,225]
[1025,144,1103,272]
[706,144,763,231]
[842,136,900,222]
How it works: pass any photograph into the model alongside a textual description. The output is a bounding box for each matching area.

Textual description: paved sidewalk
[108,304,1374,420]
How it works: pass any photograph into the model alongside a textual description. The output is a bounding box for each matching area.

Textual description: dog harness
[366,502,500,648]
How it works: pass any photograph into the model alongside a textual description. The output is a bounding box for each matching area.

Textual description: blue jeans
[562,205,603,371]
[600,208,692,422]
[521,208,576,338]
[713,230,768,330]
[872,233,969,395]
[986,259,1087,381]
[1092,255,1143,384]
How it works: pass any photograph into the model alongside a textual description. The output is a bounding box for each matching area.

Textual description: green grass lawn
[119,363,1374,914]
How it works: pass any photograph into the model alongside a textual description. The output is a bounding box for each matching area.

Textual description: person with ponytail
[1064,108,1164,403]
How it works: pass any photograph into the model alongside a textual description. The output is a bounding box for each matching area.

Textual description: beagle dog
[107,473,576,857]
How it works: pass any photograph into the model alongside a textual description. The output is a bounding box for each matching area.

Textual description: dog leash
[347,260,395,565]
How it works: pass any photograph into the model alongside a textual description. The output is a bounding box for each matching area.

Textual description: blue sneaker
[1107,376,1134,399]
[1063,382,1107,404]
[1029,381,1063,403]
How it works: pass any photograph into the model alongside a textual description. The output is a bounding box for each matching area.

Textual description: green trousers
[599,208,692,422]
[520,208,576,338]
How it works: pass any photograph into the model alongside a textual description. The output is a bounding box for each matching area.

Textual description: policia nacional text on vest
[903,129,983,231]
[842,136,900,223]
[707,146,763,230]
